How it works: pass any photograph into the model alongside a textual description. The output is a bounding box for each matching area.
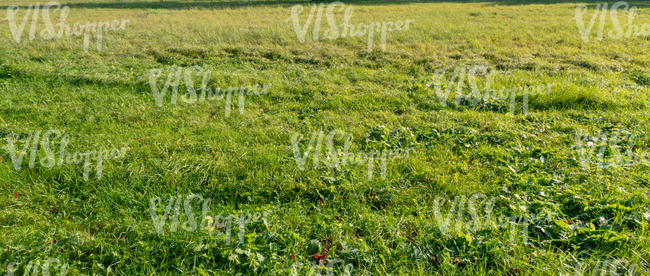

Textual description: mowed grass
[0,0,649,274]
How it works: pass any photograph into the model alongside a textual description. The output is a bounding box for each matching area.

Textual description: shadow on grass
[2,0,650,10]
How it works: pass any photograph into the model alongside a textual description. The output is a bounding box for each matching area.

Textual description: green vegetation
[0,0,648,274]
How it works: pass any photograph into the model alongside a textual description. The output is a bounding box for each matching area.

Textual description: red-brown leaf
[311,248,329,263]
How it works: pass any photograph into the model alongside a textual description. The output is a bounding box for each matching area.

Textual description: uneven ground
[0,0,649,274]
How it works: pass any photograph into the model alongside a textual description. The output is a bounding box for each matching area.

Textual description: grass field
[0,0,649,274]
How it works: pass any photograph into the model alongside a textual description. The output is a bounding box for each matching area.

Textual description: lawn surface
[0,0,649,274]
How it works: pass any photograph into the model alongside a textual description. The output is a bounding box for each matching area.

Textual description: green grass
[0,0,649,274]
